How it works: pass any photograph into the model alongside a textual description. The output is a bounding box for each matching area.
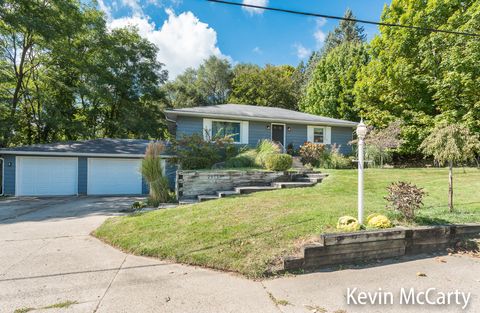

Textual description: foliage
[322,145,352,169]
[225,149,258,168]
[366,214,393,229]
[264,154,293,171]
[229,64,300,110]
[255,139,281,168]
[131,201,147,210]
[299,142,325,167]
[365,120,403,167]
[420,123,480,166]
[336,216,361,232]
[385,181,426,222]
[142,142,170,206]
[163,56,232,107]
[301,42,369,121]
[0,0,168,147]
[420,122,480,211]
[354,0,480,154]
[322,9,367,54]
[95,168,480,278]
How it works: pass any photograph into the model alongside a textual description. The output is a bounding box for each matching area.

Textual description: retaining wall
[284,224,480,271]
[176,170,290,200]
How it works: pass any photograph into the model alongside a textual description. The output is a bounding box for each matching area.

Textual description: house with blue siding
[0,104,356,197]
[165,104,357,155]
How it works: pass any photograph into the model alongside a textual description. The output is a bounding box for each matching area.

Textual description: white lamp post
[356,119,368,225]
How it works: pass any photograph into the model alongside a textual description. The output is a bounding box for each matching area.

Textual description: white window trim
[270,123,286,147]
[203,118,249,144]
[307,126,331,144]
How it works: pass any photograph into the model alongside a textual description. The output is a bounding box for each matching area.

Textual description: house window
[211,121,241,142]
[313,127,324,143]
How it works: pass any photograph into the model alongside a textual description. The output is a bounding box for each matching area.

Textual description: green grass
[94,168,480,278]
[14,300,77,313]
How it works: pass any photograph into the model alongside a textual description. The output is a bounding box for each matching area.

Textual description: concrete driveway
[0,197,479,313]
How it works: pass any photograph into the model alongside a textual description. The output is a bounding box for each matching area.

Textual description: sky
[98,0,391,79]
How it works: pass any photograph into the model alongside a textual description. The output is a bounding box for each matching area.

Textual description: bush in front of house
[225,149,258,168]
[174,133,229,170]
[255,139,281,167]
[142,142,171,206]
[323,145,353,169]
[264,153,293,171]
[385,181,426,222]
[299,142,325,167]
[336,216,361,232]
[366,214,393,229]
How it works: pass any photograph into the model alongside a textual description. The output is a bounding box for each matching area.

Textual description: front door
[271,124,285,147]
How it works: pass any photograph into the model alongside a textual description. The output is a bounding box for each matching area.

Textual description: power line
[207,0,480,38]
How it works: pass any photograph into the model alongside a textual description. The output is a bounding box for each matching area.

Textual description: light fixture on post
[356,119,368,225]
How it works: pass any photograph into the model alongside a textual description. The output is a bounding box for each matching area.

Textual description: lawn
[94,168,480,278]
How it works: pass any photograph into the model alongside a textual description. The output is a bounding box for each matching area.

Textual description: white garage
[15,156,78,196]
[87,158,142,195]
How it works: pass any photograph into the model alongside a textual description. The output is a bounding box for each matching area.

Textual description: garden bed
[94,168,480,278]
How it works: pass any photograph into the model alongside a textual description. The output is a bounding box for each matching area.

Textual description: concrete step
[197,194,220,202]
[292,177,323,183]
[179,199,199,205]
[272,181,316,188]
[217,190,240,197]
[234,186,279,194]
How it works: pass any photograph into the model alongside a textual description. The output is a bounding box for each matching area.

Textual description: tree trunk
[449,161,454,212]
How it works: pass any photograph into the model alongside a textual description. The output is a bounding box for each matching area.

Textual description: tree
[420,123,480,211]
[365,120,403,168]
[354,0,480,154]
[301,42,369,121]
[323,8,366,54]
[163,56,232,107]
[229,64,299,109]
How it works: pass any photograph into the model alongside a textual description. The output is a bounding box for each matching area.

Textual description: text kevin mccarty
[346,287,471,310]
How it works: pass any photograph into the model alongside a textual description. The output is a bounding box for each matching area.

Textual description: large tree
[323,8,366,54]
[354,0,480,154]
[301,42,369,121]
[0,0,168,146]
[229,64,299,109]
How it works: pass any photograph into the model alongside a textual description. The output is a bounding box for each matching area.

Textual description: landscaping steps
[184,172,329,204]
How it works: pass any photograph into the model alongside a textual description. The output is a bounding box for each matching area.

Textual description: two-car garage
[0,139,163,197]
[14,156,143,196]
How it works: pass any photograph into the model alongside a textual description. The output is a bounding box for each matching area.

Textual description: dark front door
[271,124,285,146]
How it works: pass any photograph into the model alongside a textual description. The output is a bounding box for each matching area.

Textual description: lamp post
[356,119,367,225]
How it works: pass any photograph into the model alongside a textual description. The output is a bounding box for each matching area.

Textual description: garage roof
[0,139,171,157]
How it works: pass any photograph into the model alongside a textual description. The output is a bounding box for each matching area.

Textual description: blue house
[165,104,357,154]
[0,104,356,197]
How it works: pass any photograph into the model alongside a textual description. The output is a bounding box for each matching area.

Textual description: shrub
[264,153,293,171]
[255,140,281,167]
[367,214,393,229]
[336,216,361,232]
[131,201,147,209]
[385,181,426,221]
[299,142,325,167]
[323,145,352,169]
[225,149,258,168]
[174,133,224,170]
[142,142,171,206]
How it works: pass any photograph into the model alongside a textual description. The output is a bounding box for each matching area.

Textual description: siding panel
[176,116,204,138]
[331,126,354,155]
[78,157,87,195]
[1,155,15,196]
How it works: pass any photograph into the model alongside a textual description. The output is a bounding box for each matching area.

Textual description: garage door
[16,157,78,196]
[87,158,142,195]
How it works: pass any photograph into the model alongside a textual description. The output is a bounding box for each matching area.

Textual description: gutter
[0,151,176,158]
[164,110,358,128]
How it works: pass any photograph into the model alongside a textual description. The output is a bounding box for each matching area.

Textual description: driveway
[0,197,479,313]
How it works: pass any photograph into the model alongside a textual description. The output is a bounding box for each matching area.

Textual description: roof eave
[0,151,175,158]
[163,110,357,127]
